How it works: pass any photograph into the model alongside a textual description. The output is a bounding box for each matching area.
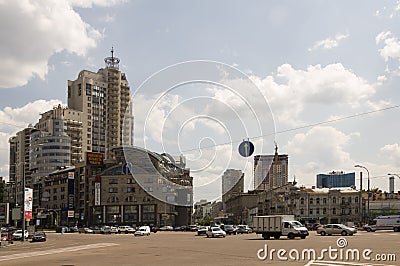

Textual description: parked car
[150,226,159,233]
[134,226,151,236]
[159,226,173,231]
[31,232,46,242]
[188,225,198,232]
[69,226,79,233]
[78,227,93,234]
[100,226,118,234]
[236,225,252,234]
[206,227,226,238]
[220,225,237,235]
[56,226,70,233]
[317,224,357,236]
[118,226,135,234]
[13,230,29,240]
[197,226,209,236]
[91,226,103,234]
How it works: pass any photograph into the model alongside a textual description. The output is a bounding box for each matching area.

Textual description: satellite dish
[238,140,254,157]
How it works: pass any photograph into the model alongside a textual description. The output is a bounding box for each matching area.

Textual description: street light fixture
[355,165,370,222]
[388,173,400,179]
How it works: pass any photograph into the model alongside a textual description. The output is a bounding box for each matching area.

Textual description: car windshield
[291,221,303,228]
[212,228,220,231]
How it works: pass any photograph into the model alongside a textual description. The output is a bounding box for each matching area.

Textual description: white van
[364,215,400,232]
[134,226,151,236]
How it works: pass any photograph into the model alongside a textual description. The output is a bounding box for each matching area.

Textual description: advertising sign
[86,152,104,165]
[24,188,33,220]
[68,210,75,218]
[68,172,75,210]
[95,182,101,206]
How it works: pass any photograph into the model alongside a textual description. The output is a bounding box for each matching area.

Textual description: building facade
[254,145,288,190]
[222,169,244,209]
[257,184,363,225]
[316,171,355,188]
[67,49,133,161]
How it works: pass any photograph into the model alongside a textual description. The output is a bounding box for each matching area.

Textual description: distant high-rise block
[316,171,355,188]
[254,145,288,190]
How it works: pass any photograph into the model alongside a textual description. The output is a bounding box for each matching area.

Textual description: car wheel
[341,231,348,236]
[394,227,399,232]
[288,233,295,239]
[320,231,326,236]
[274,235,280,240]
[366,228,371,232]
[301,236,306,239]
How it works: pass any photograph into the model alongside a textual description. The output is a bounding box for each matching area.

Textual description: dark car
[150,226,158,233]
[221,225,237,235]
[32,232,46,242]
[55,226,70,233]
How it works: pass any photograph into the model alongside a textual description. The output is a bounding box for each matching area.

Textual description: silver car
[206,227,226,238]
[317,224,357,236]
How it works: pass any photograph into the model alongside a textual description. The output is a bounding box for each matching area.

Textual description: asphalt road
[0,230,399,266]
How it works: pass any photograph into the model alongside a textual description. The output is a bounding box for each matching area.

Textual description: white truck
[363,215,400,232]
[253,215,309,240]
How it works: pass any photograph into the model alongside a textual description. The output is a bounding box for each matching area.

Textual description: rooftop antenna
[104,46,120,69]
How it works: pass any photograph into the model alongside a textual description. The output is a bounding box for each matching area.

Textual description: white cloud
[67,0,128,8]
[376,31,400,62]
[0,0,126,89]
[250,63,376,126]
[308,33,349,51]
[380,143,400,166]
[283,126,356,185]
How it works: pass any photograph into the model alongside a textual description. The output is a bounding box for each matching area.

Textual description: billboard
[86,152,104,165]
[95,182,101,206]
[24,188,33,220]
[68,171,74,211]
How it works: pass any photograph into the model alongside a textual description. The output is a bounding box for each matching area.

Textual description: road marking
[0,243,119,262]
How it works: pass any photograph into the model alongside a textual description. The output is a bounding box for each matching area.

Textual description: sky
[1,0,400,203]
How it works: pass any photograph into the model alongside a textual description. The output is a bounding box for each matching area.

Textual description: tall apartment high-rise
[221,169,244,209]
[254,145,288,190]
[67,48,133,161]
[35,105,83,165]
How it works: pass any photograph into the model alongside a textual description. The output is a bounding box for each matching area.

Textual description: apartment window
[109,178,118,184]
[109,187,118,193]
[127,178,135,184]
[309,198,313,205]
[332,197,336,204]
[355,197,359,203]
[87,134,91,138]
[348,197,352,203]
[300,198,304,205]
[87,140,91,144]
[61,187,65,192]
[125,196,135,202]
[332,208,336,215]
[144,177,153,183]
[316,198,320,204]
[127,187,135,193]
[316,208,320,214]
[341,209,346,215]
[78,84,82,96]
[355,208,359,213]
[300,209,304,215]
[53,188,57,193]
[323,208,327,214]
[323,198,327,204]
[342,197,345,204]
[309,209,313,215]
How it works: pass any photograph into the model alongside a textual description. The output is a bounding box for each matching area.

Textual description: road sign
[238,140,254,157]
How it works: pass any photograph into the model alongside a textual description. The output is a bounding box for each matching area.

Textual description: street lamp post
[355,165,370,222]
[22,163,26,242]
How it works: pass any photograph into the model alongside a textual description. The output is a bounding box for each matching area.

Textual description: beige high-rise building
[254,145,288,190]
[36,105,83,165]
[67,48,133,161]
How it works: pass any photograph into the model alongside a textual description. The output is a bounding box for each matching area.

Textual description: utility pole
[22,163,25,242]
